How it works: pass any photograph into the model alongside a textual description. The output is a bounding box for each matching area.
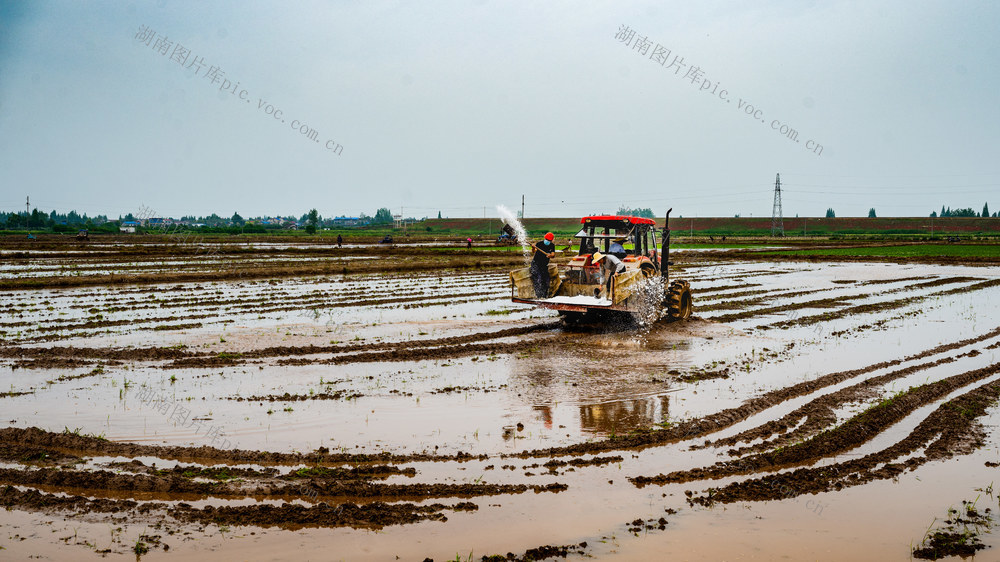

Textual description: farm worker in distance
[592,250,625,298]
[337,234,343,247]
[609,236,627,259]
[467,237,473,249]
[530,232,557,298]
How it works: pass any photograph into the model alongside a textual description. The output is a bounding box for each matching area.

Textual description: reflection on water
[508,327,688,437]
[579,396,669,435]
[528,396,669,435]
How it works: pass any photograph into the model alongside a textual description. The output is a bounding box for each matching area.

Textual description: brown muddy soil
[0,464,564,501]
[634,363,1000,489]
[0,426,490,465]
[0,485,478,529]
[662,377,1000,507]
[6,244,1000,559]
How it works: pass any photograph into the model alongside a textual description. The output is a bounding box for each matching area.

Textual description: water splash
[496,205,531,263]
[631,276,667,329]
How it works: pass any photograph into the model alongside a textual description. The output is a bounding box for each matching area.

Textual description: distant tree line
[617,206,656,218]
[930,203,995,218]
[2,206,415,233]
[1,209,110,230]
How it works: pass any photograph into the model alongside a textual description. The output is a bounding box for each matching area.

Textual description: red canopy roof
[581,215,657,225]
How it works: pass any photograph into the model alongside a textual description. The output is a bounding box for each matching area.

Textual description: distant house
[147,217,172,227]
[120,220,140,233]
[332,216,365,227]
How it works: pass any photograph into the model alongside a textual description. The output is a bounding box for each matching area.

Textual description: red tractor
[511,210,692,323]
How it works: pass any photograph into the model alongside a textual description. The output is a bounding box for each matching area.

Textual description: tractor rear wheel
[665,280,693,320]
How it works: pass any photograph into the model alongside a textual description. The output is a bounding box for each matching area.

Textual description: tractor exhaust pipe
[661,208,672,285]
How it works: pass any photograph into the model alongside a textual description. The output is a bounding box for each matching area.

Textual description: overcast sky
[1,1,998,220]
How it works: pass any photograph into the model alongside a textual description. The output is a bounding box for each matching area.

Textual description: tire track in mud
[0,322,563,369]
[680,377,1000,505]
[4,282,510,342]
[684,283,762,295]
[696,287,834,313]
[39,279,507,317]
[767,278,1000,329]
[705,349,984,455]
[710,296,852,323]
[0,255,524,290]
[227,289,504,315]
[514,325,1000,458]
[705,276,987,325]
[632,360,1000,486]
[202,322,562,364]
[275,339,549,367]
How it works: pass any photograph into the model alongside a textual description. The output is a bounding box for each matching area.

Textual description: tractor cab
[563,216,660,283]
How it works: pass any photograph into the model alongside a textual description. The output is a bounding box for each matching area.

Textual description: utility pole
[521,194,525,220]
[25,196,30,229]
[771,173,784,237]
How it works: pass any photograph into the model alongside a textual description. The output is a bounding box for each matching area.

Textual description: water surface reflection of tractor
[510,210,692,324]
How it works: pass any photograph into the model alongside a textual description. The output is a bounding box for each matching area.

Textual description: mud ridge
[632,361,1000,486]
[681,377,1000,505]
[0,427,486,465]
[0,466,564,501]
[0,485,476,529]
[770,278,1000,329]
[705,351,975,454]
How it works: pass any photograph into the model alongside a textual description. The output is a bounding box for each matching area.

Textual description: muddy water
[4,260,1000,559]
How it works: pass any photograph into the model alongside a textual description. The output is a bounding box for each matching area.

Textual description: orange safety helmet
[544,232,554,241]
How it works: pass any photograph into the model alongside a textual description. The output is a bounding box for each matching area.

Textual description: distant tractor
[510,210,692,323]
[496,222,518,245]
[76,229,89,240]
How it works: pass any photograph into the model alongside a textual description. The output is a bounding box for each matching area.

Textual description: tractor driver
[530,232,557,298]
[609,236,627,260]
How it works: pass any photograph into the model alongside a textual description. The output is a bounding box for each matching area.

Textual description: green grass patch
[760,244,1000,258]
[289,466,335,478]
[671,243,786,249]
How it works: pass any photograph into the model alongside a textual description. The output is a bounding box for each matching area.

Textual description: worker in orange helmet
[530,232,557,298]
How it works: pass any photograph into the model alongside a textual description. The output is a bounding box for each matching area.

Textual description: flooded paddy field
[3,239,1000,560]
